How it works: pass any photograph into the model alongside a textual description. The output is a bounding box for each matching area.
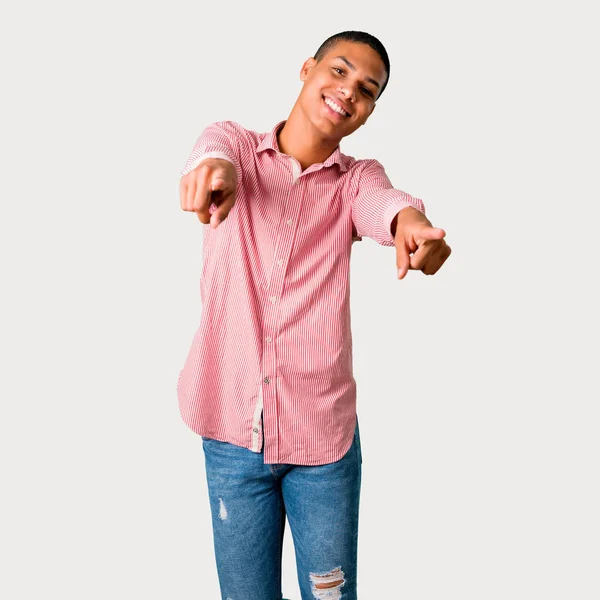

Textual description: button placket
[260,164,304,463]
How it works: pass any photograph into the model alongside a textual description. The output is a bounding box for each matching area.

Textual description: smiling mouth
[322,95,350,118]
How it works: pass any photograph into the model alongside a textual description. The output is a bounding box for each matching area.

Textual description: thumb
[417,226,446,242]
[209,163,233,192]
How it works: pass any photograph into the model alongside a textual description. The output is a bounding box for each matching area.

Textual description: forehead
[321,40,387,83]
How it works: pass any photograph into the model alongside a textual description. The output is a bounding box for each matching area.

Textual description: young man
[178,31,450,600]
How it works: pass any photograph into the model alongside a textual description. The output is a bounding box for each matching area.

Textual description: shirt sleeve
[180,121,244,184]
[351,159,426,247]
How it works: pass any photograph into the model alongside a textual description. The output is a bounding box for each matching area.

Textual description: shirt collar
[256,120,348,172]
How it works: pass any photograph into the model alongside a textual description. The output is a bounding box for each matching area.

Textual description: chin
[300,96,350,138]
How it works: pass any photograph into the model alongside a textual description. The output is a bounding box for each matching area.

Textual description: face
[297,40,387,141]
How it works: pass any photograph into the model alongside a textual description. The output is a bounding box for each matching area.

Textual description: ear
[300,57,317,82]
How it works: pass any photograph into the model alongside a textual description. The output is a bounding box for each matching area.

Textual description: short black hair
[313,31,390,99]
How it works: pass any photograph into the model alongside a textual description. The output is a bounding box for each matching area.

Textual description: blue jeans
[201,416,363,600]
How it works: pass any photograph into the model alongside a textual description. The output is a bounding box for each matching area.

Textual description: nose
[339,86,356,102]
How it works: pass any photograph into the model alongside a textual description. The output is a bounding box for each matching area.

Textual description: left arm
[351,159,451,278]
[351,159,426,246]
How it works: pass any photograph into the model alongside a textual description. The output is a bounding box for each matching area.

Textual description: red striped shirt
[177,120,426,465]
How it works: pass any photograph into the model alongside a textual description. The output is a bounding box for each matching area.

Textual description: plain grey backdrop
[2,0,599,598]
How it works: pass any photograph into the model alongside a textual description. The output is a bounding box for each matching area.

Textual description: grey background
[1,0,598,598]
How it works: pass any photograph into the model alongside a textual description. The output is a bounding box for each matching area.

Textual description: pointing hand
[180,158,238,229]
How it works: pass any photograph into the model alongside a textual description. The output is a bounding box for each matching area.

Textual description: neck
[277,103,341,171]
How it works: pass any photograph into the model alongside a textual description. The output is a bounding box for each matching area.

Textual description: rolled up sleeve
[351,159,426,246]
[180,121,244,184]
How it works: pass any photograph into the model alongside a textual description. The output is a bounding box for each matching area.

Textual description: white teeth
[324,97,348,116]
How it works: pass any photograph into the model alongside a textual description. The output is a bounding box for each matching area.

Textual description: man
[178,30,451,600]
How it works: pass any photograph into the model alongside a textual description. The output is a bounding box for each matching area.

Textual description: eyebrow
[334,55,381,90]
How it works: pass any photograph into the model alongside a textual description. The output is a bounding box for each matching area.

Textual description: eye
[332,67,344,75]
[361,88,374,98]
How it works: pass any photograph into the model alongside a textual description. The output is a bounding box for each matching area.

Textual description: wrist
[392,206,429,236]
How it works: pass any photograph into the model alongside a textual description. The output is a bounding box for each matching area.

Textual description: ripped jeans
[201,417,362,600]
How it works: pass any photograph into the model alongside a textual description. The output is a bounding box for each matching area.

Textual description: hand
[392,207,452,279]
[180,158,238,228]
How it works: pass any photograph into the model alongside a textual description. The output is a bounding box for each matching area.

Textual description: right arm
[179,121,243,228]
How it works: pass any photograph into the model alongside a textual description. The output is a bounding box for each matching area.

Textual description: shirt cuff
[181,151,242,184]
[382,197,427,246]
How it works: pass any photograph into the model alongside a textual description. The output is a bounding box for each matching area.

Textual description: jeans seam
[276,492,284,597]
[354,419,362,465]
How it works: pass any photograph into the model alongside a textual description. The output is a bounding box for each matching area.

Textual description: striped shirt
[177,120,426,465]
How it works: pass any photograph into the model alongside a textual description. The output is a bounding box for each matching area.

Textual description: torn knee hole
[309,566,345,597]
[218,498,228,520]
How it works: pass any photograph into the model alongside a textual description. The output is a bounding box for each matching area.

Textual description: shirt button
[253,427,259,433]
[277,259,284,266]
[266,336,272,343]
[286,219,293,226]
[269,296,277,303]
[263,377,270,384]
